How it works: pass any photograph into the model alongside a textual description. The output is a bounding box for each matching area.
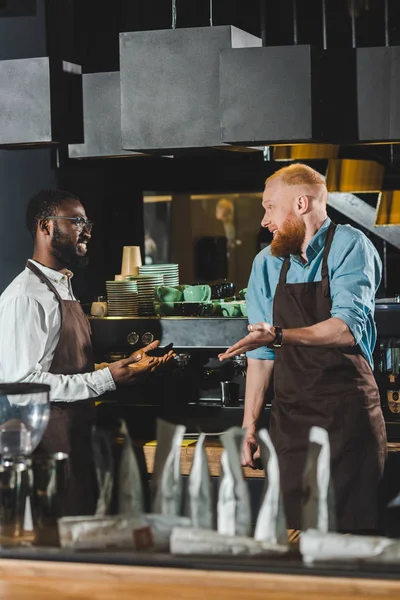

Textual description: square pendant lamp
[120,26,261,152]
[220,45,320,145]
[69,71,145,159]
[356,46,400,142]
[326,159,384,193]
[0,57,83,146]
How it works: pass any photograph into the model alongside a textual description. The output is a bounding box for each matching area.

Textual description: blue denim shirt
[246,218,382,368]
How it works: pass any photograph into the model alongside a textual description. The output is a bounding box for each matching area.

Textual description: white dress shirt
[0,260,116,402]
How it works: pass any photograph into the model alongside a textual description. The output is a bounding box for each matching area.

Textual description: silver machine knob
[127,332,139,345]
[142,332,154,345]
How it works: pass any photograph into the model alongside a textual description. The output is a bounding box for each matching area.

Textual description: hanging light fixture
[69,72,146,159]
[0,57,83,147]
[326,159,384,192]
[273,144,339,161]
[375,191,400,226]
[120,0,261,151]
[220,45,321,146]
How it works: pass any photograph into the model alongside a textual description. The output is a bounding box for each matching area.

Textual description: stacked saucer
[136,274,164,315]
[105,280,139,316]
[139,263,179,287]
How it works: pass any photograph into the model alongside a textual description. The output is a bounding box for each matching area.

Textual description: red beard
[270,212,306,258]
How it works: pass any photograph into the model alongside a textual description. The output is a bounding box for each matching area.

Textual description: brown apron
[270,223,387,532]
[26,261,96,516]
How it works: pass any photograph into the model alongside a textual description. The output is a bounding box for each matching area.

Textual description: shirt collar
[28,259,74,285]
[305,217,331,262]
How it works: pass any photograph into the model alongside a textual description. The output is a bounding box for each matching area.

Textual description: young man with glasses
[0,189,173,515]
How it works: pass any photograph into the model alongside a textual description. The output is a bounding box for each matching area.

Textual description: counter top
[2,548,400,599]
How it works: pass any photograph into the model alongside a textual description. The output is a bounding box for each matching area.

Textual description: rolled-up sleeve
[330,234,382,345]
[246,252,276,361]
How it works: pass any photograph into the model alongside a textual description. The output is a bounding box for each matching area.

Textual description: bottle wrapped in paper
[118,420,144,517]
[217,427,252,537]
[302,426,336,533]
[151,419,186,516]
[58,515,152,550]
[300,529,400,564]
[170,527,288,556]
[254,428,288,546]
[187,433,214,529]
[58,514,191,552]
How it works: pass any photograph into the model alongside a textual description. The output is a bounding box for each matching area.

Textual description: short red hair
[266,163,326,187]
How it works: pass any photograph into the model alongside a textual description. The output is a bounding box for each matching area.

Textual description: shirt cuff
[246,347,276,360]
[330,312,363,346]
[93,367,116,394]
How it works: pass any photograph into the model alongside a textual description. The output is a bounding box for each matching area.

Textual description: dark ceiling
[43,0,400,185]
[46,0,400,73]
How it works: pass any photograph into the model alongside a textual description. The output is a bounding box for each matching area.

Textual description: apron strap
[26,260,63,302]
[321,221,337,279]
[278,257,291,284]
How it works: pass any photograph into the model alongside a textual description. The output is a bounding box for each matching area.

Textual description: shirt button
[305,265,310,269]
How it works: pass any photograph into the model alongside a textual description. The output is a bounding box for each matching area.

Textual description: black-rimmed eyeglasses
[45,216,94,233]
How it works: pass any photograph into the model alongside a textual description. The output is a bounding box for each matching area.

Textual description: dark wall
[0,0,46,60]
[0,148,57,292]
[0,0,57,293]
[56,160,145,304]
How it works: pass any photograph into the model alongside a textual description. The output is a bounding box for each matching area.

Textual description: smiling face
[50,199,91,269]
[261,179,306,257]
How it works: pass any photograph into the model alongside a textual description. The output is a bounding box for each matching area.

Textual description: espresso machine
[374,301,400,442]
[89,317,271,439]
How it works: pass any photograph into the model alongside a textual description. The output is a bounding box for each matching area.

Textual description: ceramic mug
[239,301,247,317]
[211,300,222,316]
[183,285,211,302]
[90,301,108,318]
[155,286,183,302]
[238,288,248,300]
[221,302,242,317]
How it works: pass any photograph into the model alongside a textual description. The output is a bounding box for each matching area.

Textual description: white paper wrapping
[58,514,191,552]
[302,426,336,533]
[151,419,186,516]
[218,427,252,537]
[118,420,144,517]
[254,428,287,546]
[300,529,400,564]
[170,526,288,556]
[188,432,214,529]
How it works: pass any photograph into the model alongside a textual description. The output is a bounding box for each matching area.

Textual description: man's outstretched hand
[128,340,175,372]
[109,340,175,385]
[218,322,276,361]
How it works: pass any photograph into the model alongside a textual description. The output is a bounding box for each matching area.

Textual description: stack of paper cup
[120,246,142,277]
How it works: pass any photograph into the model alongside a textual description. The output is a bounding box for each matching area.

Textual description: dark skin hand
[108,340,175,385]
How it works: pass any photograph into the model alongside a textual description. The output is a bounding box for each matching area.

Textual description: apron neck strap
[321,222,337,280]
[26,260,63,302]
[279,257,291,284]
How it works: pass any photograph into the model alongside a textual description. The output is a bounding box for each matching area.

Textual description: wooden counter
[143,439,264,478]
[1,557,400,599]
[143,441,400,479]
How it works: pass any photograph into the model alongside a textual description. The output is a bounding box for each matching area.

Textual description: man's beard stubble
[51,224,89,269]
[270,211,306,258]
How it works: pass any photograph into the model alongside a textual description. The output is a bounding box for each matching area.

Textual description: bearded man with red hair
[219,163,386,533]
